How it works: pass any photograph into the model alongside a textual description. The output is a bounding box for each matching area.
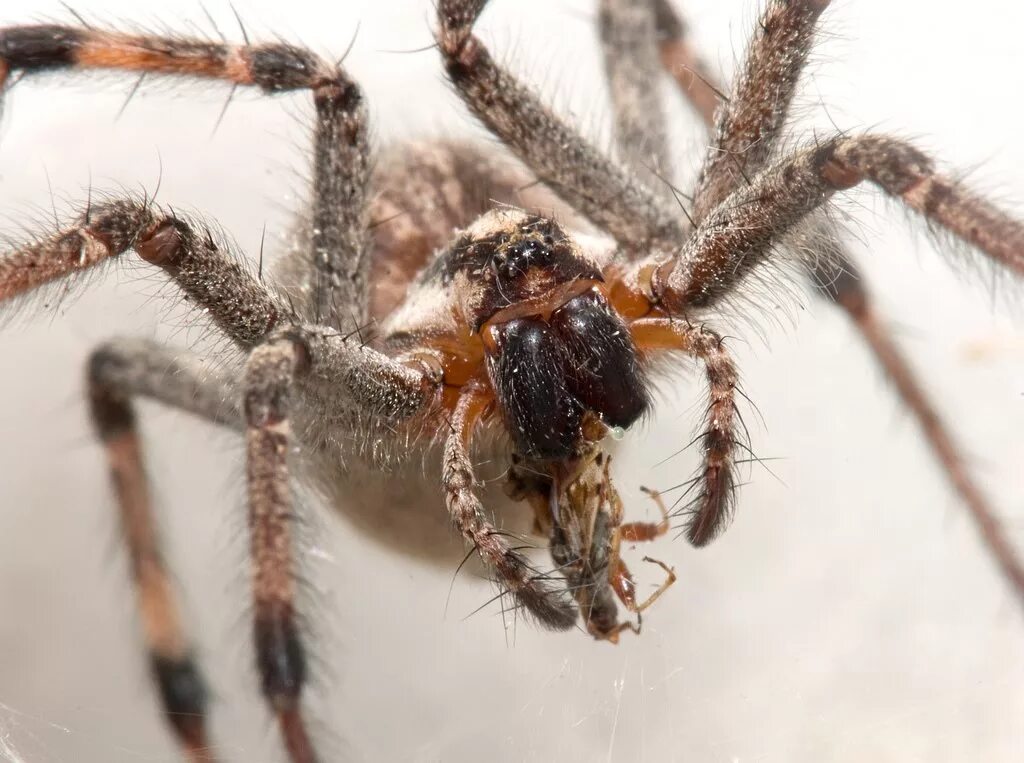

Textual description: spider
[1,0,1023,761]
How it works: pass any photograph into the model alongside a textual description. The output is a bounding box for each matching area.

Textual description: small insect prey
[506,441,676,643]
[2,1,1024,761]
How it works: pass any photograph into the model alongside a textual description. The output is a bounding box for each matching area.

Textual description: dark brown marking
[813,142,862,189]
[247,44,324,91]
[922,178,956,218]
[0,25,84,69]
[820,158,862,190]
[254,612,306,706]
[151,654,211,758]
[87,351,136,437]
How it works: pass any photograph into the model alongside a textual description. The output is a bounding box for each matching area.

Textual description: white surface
[1,1,1022,762]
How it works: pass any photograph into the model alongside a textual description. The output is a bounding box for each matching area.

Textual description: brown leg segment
[238,326,433,763]
[629,319,740,545]
[653,0,720,126]
[443,382,578,629]
[87,340,241,763]
[309,74,371,325]
[608,487,676,622]
[661,135,1024,310]
[608,557,677,620]
[690,0,830,221]
[0,199,282,348]
[243,338,316,763]
[620,486,671,542]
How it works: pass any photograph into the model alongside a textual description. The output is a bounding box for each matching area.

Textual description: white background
[1,1,1022,761]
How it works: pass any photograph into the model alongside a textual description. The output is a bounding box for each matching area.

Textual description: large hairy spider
[1,0,1023,761]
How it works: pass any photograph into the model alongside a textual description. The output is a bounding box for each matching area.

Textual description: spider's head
[447,209,650,460]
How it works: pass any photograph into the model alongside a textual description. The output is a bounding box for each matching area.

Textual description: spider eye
[499,239,549,279]
[550,292,649,429]
[484,318,582,460]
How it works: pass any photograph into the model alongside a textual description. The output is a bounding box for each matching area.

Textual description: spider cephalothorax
[404,208,650,460]
[2,0,1023,760]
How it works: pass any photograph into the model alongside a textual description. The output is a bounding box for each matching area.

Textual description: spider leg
[659,135,1024,310]
[435,0,685,252]
[598,0,671,184]
[629,319,740,545]
[89,338,240,763]
[0,185,437,758]
[307,73,371,326]
[604,484,676,640]
[241,327,433,763]
[0,194,426,757]
[811,261,1024,605]
[0,24,370,326]
[242,338,316,763]
[618,485,671,542]
[689,0,830,221]
[608,555,677,618]
[443,382,578,629]
[0,199,282,347]
[653,0,720,126]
